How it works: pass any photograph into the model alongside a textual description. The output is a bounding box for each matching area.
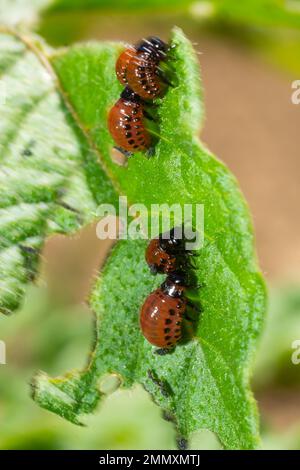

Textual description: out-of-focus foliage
[2,0,300,33]
[51,0,195,11]
[212,1,300,75]
[254,286,300,389]
[254,285,300,451]
[0,0,195,27]
[263,425,300,451]
[0,0,51,27]
[211,0,300,30]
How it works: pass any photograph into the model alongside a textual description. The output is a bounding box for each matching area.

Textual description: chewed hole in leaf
[110,147,128,166]
[99,373,123,395]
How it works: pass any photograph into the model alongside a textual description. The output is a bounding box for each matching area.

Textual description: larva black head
[120,86,141,103]
[159,226,186,253]
[161,272,186,298]
[136,36,168,60]
[168,271,186,285]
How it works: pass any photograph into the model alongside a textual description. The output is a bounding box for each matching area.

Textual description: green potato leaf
[2,27,267,448]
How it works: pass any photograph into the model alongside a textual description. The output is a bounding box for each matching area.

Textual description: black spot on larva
[132,109,138,115]
[133,145,139,149]
[175,328,180,333]
[174,335,181,339]
[165,336,171,341]
[128,139,135,145]
[177,303,182,308]
[125,124,131,130]
[164,328,170,334]
[167,341,172,346]
[165,318,172,325]
[125,132,132,138]
[176,321,181,326]
[169,309,175,315]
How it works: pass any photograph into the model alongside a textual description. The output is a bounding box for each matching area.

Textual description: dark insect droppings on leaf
[19,244,40,282]
[21,148,33,157]
[147,369,172,398]
[154,348,172,356]
[21,139,36,157]
[58,201,80,214]
[162,410,175,423]
[177,437,188,450]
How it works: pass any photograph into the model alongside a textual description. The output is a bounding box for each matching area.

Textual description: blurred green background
[1,0,300,449]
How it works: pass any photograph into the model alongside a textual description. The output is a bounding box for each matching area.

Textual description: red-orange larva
[145,238,177,275]
[140,274,187,348]
[116,46,135,85]
[108,87,151,153]
[116,36,169,100]
[145,228,188,274]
